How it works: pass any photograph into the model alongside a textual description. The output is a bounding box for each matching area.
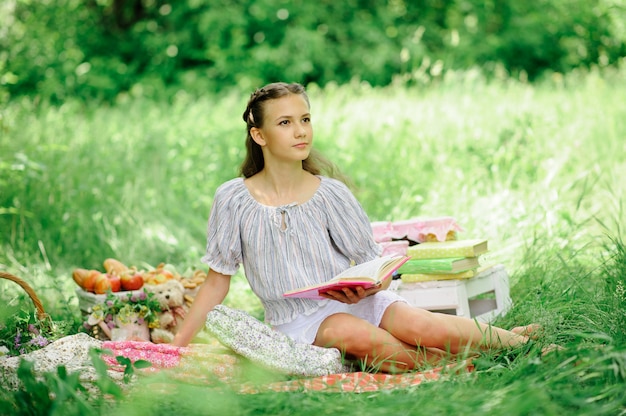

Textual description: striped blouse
[201,176,382,325]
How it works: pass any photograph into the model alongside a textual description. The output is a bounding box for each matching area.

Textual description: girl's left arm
[172,269,231,347]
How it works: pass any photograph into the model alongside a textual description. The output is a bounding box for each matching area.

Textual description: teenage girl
[173,82,537,372]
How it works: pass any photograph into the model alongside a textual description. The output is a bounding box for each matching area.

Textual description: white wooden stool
[389,264,512,323]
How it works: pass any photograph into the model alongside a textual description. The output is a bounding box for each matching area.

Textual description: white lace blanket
[0,333,125,390]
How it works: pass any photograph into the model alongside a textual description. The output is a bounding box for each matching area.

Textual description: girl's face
[251,93,313,164]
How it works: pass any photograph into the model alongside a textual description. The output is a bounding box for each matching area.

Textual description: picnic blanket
[101,339,473,393]
[1,333,473,393]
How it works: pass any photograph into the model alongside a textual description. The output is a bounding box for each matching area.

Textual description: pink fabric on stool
[379,240,409,256]
[371,221,394,243]
[391,217,464,243]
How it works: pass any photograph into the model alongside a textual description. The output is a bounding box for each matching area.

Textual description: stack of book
[397,238,489,282]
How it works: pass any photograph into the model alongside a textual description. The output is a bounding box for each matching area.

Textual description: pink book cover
[283,256,410,301]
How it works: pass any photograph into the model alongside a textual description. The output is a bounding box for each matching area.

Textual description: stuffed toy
[144,279,187,344]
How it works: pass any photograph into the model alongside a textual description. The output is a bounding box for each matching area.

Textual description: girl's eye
[302,117,311,123]
[279,120,290,125]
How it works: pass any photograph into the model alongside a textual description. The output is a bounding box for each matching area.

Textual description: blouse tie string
[273,203,297,232]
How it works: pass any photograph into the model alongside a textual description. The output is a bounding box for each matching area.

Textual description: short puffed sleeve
[201,179,245,276]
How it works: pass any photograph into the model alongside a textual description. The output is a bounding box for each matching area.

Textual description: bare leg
[313,303,532,373]
[380,302,530,354]
[314,312,449,373]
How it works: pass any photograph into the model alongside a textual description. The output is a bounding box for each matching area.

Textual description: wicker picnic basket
[0,271,49,321]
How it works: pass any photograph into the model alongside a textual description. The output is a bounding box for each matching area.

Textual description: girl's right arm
[172,269,231,347]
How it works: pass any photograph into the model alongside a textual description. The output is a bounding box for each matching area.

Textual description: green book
[398,256,480,275]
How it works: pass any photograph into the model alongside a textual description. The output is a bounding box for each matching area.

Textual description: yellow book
[407,239,488,259]
[400,265,495,282]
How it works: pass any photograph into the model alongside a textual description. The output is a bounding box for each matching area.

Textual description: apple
[82,270,102,292]
[107,274,122,292]
[94,274,112,294]
[120,271,144,291]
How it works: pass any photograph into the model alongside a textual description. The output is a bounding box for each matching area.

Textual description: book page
[283,255,408,300]
[332,255,400,282]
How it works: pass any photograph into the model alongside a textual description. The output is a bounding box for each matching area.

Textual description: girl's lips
[293,143,308,148]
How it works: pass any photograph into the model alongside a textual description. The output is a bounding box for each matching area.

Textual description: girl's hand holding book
[321,284,383,304]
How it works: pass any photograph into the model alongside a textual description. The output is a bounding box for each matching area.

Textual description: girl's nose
[295,122,307,137]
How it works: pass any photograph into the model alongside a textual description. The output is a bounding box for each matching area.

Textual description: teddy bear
[144,279,188,344]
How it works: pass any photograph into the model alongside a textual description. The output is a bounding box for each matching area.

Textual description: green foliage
[1,67,625,272]
[0,349,125,416]
[1,0,625,102]
[106,353,152,384]
[600,236,626,344]
[11,360,92,415]
[85,290,163,334]
[0,94,242,269]
[0,307,69,356]
[1,70,626,415]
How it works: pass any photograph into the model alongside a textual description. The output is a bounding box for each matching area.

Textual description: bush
[1,0,625,103]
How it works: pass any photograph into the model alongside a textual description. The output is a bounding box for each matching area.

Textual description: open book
[283,255,410,300]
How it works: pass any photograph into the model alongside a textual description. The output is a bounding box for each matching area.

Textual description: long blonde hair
[239,82,350,184]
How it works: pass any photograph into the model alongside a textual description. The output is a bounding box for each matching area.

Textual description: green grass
[1,66,626,415]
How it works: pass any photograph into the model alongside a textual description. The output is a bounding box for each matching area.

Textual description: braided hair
[239,82,350,184]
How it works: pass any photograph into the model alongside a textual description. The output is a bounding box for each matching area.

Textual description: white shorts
[274,290,408,344]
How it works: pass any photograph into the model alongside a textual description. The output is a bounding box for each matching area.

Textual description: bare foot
[510,323,543,339]
[511,324,564,356]
[541,343,564,356]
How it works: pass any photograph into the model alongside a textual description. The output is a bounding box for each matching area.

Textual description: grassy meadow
[1,67,626,415]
